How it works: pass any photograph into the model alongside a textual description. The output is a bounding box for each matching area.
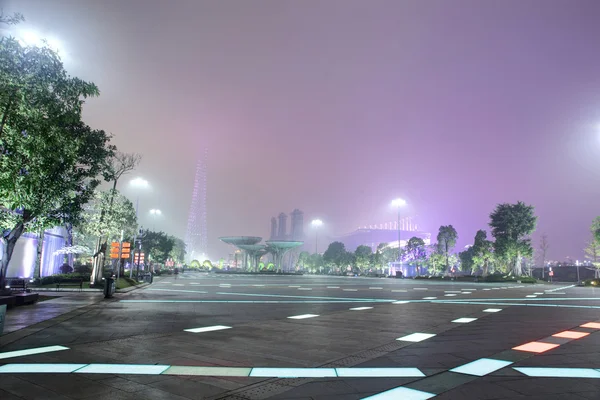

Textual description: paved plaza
[0,273,599,399]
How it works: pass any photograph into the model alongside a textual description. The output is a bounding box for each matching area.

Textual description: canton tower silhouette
[185,150,208,261]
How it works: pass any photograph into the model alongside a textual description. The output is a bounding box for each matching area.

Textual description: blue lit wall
[1,227,66,278]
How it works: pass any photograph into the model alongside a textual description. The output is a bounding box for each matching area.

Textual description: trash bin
[104,277,115,299]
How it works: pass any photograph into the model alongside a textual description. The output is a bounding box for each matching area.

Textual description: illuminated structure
[185,151,208,261]
[219,236,262,270]
[2,227,67,278]
[336,217,431,252]
[266,240,304,273]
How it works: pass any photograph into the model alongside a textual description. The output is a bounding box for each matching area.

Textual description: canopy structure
[237,244,268,272]
[219,237,262,270]
[265,240,303,273]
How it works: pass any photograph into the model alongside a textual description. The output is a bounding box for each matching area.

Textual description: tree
[437,225,458,273]
[354,245,372,274]
[79,190,137,242]
[141,230,174,265]
[471,230,494,276]
[591,217,600,244]
[489,201,537,276]
[0,32,114,290]
[584,237,600,279]
[425,244,445,275]
[459,246,475,274]
[169,236,187,264]
[405,237,426,275]
[323,241,348,273]
[537,234,549,278]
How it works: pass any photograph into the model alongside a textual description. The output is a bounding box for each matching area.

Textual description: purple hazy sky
[5,0,600,260]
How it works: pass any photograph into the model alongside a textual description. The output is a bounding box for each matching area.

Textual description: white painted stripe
[526,295,537,298]
[190,282,201,285]
[184,325,232,333]
[392,289,407,292]
[397,333,436,342]
[172,284,184,286]
[534,292,544,295]
[350,306,373,311]
[0,363,85,373]
[287,314,319,319]
[369,287,383,290]
[483,288,491,291]
[327,286,340,289]
[545,284,575,292]
[289,285,301,288]
[460,292,472,294]
[297,288,312,291]
[461,289,477,291]
[163,366,251,376]
[413,288,428,291]
[253,284,265,287]
[483,308,502,312]
[336,368,424,377]
[445,294,457,297]
[361,386,436,400]
[76,364,170,375]
[422,297,437,300]
[250,367,336,378]
[0,345,69,360]
[452,317,477,323]
[343,289,358,292]
[450,358,512,376]
[514,367,600,378]
[393,301,410,304]
[445,291,461,293]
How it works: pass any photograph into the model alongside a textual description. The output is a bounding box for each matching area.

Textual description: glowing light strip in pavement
[514,367,600,378]
[431,300,600,310]
[581,322,600,329]
[336,368,424,377]
[0,345,69,360]
[184,325,232,333]
[450,358,513,376]
[163,366,252,376]
[552,330,590,339]
[349,306,373,310]
[146,288,208,294]
[512,341,559,353]
[250,367,336,378]
[397,333,436,342]
[215,291,396,302]
[452,317,477,323]
[361,386,436,400]
[76,364,170,375]
[0,364,86,373]
[288,314,319,319]
[121,300,377,304]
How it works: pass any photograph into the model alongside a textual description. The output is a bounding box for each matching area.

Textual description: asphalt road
[0,272,599,400]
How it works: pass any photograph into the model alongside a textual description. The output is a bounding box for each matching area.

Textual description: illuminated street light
[150,209,162,215]
[130,177,149,189]
[15,28,64,53]
[311,219,323,254]
[391,198,407,276]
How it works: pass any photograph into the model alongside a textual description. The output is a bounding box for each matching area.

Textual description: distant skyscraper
[277,212,287,239]
[270,217,278,240]
[290,209,304,241]
[185,150,208,261]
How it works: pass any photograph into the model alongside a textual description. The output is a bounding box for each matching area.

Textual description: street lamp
[311,219,323,254]
[128,177,149,278]
[391,198,407,273]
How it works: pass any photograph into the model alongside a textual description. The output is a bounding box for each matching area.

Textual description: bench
[7,279,28,293]
[15,292,39,305]
[55,279,83,292]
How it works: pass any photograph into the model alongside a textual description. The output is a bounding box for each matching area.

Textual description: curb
[116,282,150,293]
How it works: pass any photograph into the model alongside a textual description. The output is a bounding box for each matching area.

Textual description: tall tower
[270,217,277,240]
[185,150,208,261]
[277,213,287,239]
[290,209,304,241]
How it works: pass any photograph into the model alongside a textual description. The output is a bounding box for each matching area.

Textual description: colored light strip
[163,366,252,376]
[581,322,600,329]
[361,386,436,400]
[552,331,590,339]
[349,307,373,310]
[76,364,170,375]
[336,368,424,377]
[450,358,512,376]
[397,333,436,342]
[514,367,600,378]
[0,363,86,373]
[250,368,336,378]
[512,341,559,353]
[288,314,319,319]
[184,325,232,333]
[452,317,477,323]
[0,345,69,360]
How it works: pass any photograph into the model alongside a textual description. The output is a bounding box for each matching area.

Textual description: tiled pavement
[0,274,599,399]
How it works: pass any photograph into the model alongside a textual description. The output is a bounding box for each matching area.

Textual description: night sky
[4,0,600,260]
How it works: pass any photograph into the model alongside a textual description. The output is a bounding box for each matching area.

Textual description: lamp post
[391,198,407,276]
[311,219,323,254]
[150,209,162,231]
[129,178,149,278]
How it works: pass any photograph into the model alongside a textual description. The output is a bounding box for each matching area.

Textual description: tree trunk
[514,254,522,276]
[483,260,489,277]
[0,90,16,139]
[0,221,26,293]
[34,228,45,279]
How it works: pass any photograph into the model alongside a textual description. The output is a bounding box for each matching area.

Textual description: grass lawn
[115,277,141,289]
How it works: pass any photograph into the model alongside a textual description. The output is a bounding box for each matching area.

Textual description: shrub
[583,279,599,286]
[74,263,92,274]
[35,273,91,285]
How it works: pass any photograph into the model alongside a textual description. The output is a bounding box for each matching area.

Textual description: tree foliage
[141,230,174,264]
[78,189,137,242]
[459,246,475,273]
[584,236,600,279]
[323,241,347,269]
[354,245,372,273]
[471,230,494,276]
[0,30,114,288]
[437,225,458,272]
[168,236,186,263]
[489,202,537,276]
